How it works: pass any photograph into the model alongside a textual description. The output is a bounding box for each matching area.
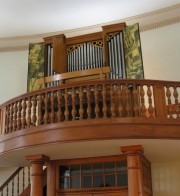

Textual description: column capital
[26,154,50,163]
[121,145,144,154]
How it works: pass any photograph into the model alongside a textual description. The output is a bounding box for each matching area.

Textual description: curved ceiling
[1,139,180,167]
[0,0,180,38]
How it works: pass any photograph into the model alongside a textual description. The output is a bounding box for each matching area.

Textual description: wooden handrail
[0,167,31,195]
[37,66,110,86]
[0,79,179,135]
[0,167,23,191]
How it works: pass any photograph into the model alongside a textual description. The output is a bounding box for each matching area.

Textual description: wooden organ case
[42,23,127,86]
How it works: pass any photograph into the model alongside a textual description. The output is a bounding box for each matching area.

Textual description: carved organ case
[43,22,144,86]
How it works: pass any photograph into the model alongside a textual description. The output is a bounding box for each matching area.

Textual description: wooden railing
[0,79,179,135]
[0,167,47,196]
[0,167,30,196]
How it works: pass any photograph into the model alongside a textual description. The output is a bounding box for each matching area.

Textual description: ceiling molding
[0,46,28,53]
[140,16,180,32]
[0,4,179,53]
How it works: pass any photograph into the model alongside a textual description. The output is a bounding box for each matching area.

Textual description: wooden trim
[153,85,168,118]
[37,67,110,85]
[66,32,102,45]
[102,22,126,34]
[56,154,127,165]
[0,118,180,158]
[58,187,128,195]
[43,36,53,44]
[121,145,144,154]
[47,161,56,196]
[53,34,67,74]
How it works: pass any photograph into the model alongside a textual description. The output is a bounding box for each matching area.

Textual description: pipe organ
[67,40,104,72]
[42,22,143,86]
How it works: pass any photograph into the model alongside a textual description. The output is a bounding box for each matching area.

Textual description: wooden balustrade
[0,167,30,196]
[0,79,179,135]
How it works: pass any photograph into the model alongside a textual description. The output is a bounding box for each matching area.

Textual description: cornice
[0,4,179,53]
[140,16,180,32]
[0,46,28,53]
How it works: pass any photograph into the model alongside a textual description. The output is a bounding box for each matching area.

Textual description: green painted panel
[27,42,45,92]
[123,23,144,79]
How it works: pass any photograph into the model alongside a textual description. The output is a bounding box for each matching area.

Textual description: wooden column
[121,145,144,196]
[53,34,67,74]
[47,160,56,196]
[26,154,49,196]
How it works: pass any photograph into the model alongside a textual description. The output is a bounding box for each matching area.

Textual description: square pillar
[121,145,144,196]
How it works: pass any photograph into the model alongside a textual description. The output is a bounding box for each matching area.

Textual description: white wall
[0,167,17,186]
[0,167,30,195]
[141,23,180,81]
[0,51,28,105]
[152,161,180,196]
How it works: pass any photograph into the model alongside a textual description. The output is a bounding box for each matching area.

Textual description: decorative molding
[0,46,28,52]
[58,187,128,194]
[140,16,180,32]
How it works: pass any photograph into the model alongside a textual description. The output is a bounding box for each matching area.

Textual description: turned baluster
[94,85,99,119]
[71,87,76,120]
[17,172,19,195]
[32,96,37,126]
[166,86,173,118]
[86,86,91,119]
[50,91,55,123]
[17,100,22,130]
[79,87,84,120]
[110,84,115,117]
[23,167,25,191]
[13,101,18,131]
[117,84,123,117]
[140,85,146,117]
[173,86,180,118]
[64,88,69,121]
[102,84,107,118]
[27,97,32,127]
[28,166,31,184]
[6,184,8,196]
[10,103,14,132]
[5,105,10,133]
[125,85,131,117]
[12,178,14,196]
[57,90,62,122]
[133,84,139,117]
[38,94,43,125]
[44,92,49,124]
[22,98,27,128]
[147,85,154,117]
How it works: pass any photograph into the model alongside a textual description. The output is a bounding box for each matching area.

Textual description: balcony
[0,79,179,160]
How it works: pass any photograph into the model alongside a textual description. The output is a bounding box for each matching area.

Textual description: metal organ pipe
[108,32,126,79]
[67,42,104,72]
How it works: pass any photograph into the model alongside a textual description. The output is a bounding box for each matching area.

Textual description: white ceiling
[1,139,180,167]
[0,0,180,38]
